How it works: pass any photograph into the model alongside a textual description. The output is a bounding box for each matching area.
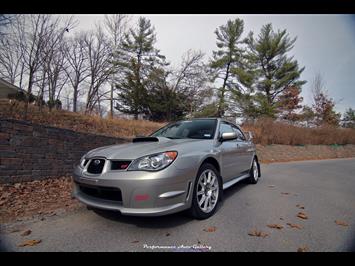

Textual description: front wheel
[248,157,260,184]
[189,163,222,220]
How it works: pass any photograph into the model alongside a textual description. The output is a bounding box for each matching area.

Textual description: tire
[189,163,222,220]
[248,157,260,184]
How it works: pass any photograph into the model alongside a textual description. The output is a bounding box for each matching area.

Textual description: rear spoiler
[132,136,159,143]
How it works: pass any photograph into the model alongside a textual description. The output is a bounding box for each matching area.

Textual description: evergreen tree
[114,17,168,119]
[210,18,251,117]
[342,108,355,128]
[243,23,306,118]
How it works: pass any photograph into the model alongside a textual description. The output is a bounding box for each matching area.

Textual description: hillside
[0,100,164,138]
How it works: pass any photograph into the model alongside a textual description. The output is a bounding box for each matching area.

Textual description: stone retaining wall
[0,119,128,184]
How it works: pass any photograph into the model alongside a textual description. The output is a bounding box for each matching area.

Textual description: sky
[70,14,355,114]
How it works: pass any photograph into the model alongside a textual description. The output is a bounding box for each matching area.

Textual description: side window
[219,122,234,135]
[232,126,246,141]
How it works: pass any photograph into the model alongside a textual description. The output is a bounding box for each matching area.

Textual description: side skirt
[222,174,250,190]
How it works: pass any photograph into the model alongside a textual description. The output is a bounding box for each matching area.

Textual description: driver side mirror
[220,132,238,142]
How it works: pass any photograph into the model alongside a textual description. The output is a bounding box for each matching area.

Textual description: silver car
[72,118,260,219]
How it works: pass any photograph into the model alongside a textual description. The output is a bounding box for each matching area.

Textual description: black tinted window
[151,119,217,139]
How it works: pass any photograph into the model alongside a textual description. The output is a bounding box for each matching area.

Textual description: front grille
[111,160,131,170]
[77,183,122,202]
[87,159,105,174]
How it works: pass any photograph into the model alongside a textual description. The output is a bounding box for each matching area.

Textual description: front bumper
[72,165,195,216]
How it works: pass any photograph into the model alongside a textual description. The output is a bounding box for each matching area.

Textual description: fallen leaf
[281,192,290,195]
[296,204,305,209]
[17,239,41,247]
[203,226,217,232]
[335,220,349,227]
[297,245,308,252]
[20,230,32,236]
[297,212,308,220]
[286,223,303,229]
[165,233,170,237]
[268,185,275,188]
[248,229,268,238]
[131,240,139,243]
[267,224,283,229]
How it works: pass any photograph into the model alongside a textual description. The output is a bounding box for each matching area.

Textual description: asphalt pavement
[1,158,355,252]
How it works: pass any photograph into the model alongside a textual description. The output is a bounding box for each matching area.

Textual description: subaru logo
[93,159,101,165]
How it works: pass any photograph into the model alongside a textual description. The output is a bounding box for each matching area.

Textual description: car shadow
[91,179,250,228]
[220,180,249,202]
[91,208,193,229]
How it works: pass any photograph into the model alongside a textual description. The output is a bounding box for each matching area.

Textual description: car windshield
[151,119,217,140]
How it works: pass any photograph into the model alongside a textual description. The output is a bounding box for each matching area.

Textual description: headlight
[128,151,178,171]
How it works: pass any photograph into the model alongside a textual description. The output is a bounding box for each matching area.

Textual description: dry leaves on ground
[297,245,309,252]
[267,224,284,229]
[297,212,308,220]
[203,226,217,233]
[131,240,139,243]
[335,220,349,227]
[20,230,32,236]
[0,176,82,224]
[286,223,303,229]
[248,229,269,238]
[17,239,41,247]
[296,204,305,209]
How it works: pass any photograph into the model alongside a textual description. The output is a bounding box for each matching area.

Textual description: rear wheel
[248,157,260,184]
[189,163,222,220]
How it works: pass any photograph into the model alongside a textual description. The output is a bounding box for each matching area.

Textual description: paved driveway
[1,158,354,252]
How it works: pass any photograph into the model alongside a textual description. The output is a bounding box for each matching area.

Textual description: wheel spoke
[197,190,204,196]
[210,175,216,185]
[203,196,209,210]
[207,171,211,183]
[199,195,206,206]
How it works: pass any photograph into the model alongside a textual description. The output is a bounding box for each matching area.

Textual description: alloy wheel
[196,169,219,213]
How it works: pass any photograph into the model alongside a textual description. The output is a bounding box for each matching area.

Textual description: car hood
[85,137,212,160]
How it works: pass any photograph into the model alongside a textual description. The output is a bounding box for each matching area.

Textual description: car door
[233,125,254,174]
[218,122,240,182]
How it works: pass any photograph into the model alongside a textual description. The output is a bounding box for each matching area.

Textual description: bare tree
[172,50,210,115]
[83,27,113,113]
[0,14,15,36]
[63,32,90,112]
[35,15,76,110]
[103,14,130,118]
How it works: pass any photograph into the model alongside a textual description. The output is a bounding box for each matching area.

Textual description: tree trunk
[217,62,231,117]
[109,83,114,118]
[73,86,78,112]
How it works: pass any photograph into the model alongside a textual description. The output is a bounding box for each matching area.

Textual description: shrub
[242,118,355,145]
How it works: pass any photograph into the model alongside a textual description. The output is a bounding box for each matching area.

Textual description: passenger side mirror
[220,132,238,142]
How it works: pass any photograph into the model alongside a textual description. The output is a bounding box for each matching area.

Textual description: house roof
[0,78,24,98]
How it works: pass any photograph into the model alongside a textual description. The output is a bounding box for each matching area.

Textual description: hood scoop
[132,136,159,143]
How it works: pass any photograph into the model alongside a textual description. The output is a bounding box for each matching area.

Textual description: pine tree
[210,18,250,117]
[114,17,168,119]
[342,108,355,128]
[244,23,306,118]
